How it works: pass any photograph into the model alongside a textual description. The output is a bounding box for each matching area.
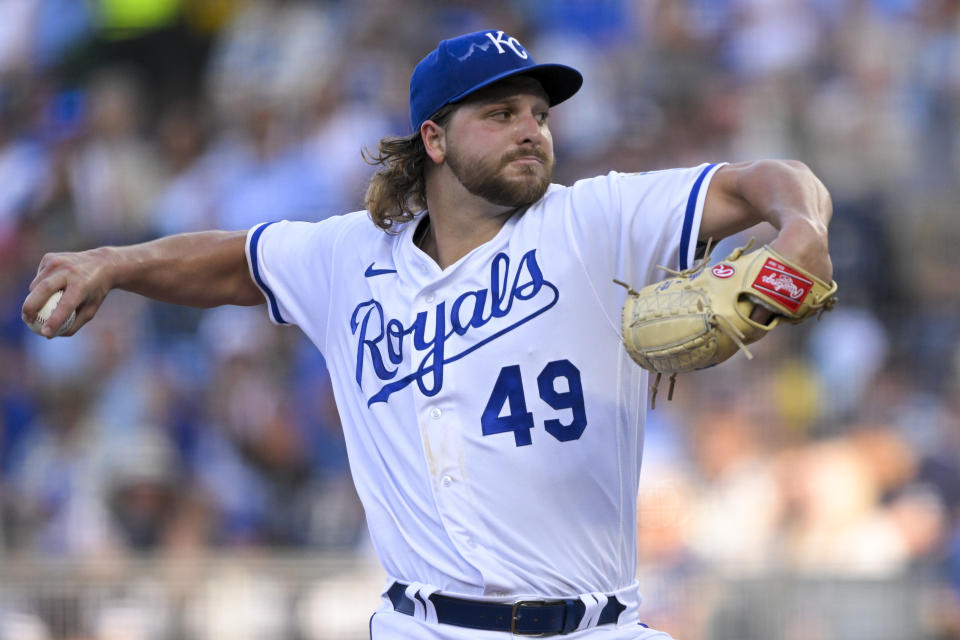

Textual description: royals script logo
[350,250,559,405]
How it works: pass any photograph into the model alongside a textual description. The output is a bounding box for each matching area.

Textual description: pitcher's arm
[22,230,263,337]
[701,159,833,283]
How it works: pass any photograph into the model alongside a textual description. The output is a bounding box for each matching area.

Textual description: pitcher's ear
[421,119,447,164]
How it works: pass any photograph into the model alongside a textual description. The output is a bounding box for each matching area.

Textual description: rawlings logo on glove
[616,241,838,408]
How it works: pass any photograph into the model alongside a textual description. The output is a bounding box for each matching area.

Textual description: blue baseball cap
[409,29,583,132]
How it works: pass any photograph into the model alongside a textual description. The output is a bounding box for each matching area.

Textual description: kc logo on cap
[484,30,529,59]
[408,29,583,132]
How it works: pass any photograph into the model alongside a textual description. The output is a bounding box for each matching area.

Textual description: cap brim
[446,63,583,110]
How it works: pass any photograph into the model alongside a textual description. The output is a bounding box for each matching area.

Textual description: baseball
[28,290,76,337]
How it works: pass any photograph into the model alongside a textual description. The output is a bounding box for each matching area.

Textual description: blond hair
[363,105,454,232]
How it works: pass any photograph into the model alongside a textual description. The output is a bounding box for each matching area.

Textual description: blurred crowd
[2,0,960,638]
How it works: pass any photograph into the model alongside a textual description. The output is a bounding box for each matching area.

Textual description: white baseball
[28,290,76,337]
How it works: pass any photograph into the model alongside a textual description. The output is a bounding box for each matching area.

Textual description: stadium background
[1,0,959,638]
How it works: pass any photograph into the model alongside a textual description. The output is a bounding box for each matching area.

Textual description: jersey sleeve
[245,217,343,348]
[564,162,724,288]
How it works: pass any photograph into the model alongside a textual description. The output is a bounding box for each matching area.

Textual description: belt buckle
[510,600,556,637]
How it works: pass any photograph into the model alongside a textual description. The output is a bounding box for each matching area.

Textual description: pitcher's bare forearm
[107,231,262,306]
[701,160,833,283]
[23,231,263,337]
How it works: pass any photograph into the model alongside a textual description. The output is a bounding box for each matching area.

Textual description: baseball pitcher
[23,29,836,639]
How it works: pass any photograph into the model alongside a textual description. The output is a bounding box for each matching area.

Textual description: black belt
[387,581,626,636]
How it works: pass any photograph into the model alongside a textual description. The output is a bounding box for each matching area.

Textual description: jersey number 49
[480,359,586,447]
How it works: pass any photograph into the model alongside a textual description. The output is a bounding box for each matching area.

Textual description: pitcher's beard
[446,146,554,208]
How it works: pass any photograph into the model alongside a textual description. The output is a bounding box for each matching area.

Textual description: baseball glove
[617,240,838,407]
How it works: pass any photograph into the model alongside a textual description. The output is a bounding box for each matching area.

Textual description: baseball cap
[409,29,583,132]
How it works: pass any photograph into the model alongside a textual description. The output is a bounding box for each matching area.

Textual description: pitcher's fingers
[29,253,63,289]
[21,274,67,324]
[42,285,85,337]
[749,304,775,325]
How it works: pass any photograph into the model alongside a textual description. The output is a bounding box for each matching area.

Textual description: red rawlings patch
[751,258,813,313]
[711,263,735,279]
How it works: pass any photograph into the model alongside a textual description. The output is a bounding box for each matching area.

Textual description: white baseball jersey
[246,163,721,633]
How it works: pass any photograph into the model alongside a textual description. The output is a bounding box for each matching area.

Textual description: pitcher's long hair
[363,105,455,232]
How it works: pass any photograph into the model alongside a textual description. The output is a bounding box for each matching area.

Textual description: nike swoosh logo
[364,262,397,277]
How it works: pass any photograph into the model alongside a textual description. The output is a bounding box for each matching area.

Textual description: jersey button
[429,407,442,419]
[441,475,452,488]
[425,293,436,303]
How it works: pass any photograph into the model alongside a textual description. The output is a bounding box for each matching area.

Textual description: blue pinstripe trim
[679,163,717,270]
[249,222,288,325]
